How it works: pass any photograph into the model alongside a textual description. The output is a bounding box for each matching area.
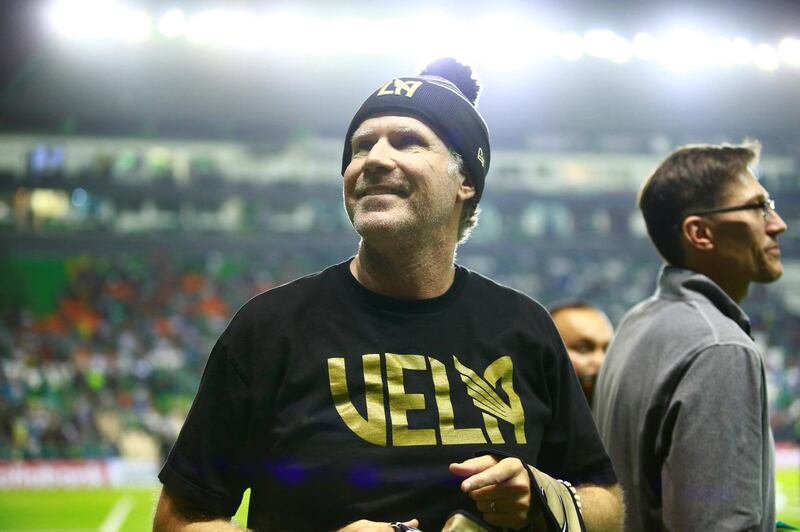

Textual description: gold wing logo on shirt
[453,356,527,444]
[453,356,515,422]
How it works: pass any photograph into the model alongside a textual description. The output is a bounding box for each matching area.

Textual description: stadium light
[584,30,632,64]
[659,30,715,71]
[710,38,741,67]
[157,9,186,39]
[185,10,234,45]
[557,33,585,61]
[754,44,780,72]
[730,38,756,65]
[42,2,800,72]
[47,0,151,43]
[778,37,800,66]
[475,15,555,68]
[631,33,658,61]
[120,8,150,43]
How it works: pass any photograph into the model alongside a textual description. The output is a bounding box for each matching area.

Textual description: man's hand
[337,519,420,531]
[450,455,532,530]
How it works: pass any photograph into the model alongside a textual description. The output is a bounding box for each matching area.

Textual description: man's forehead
[351,115,437,138]
[724,170,770,201]
[555,307,612,331]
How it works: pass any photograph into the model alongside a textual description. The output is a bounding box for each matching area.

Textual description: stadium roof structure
[1,0,799,149]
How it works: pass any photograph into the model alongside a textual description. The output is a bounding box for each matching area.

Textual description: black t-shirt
[159,260,616,531]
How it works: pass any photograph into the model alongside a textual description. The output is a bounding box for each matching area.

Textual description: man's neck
[710,274,748,304]
[682,259,748,304]
[350,237,458,300]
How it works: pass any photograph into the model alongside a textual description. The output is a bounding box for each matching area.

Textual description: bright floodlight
[47,0,116,38]
[584,30,632,64]
[779,37,800,66]
[120,8,150,42]
[41,3,800,72]
[526,27,560,62]
[47,0,150,42]
[659,30,715,70]
[185,10,224,45]
[479,14,556,67]
[754,44,780,71]
[710,38,740,66]
[158,9,186,39]
[374,12,463,61]
[730,38,755,65]
[557,33,584,61]
[631,33,658,60]
[185,9,263,47]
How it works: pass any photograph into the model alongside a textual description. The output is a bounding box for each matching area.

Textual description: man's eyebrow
[351,127,374,144]
[352,126,426,143]
[394,126,420,135]
[745,192,768,203]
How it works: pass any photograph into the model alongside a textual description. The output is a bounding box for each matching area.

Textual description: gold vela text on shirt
[327,354,526,447]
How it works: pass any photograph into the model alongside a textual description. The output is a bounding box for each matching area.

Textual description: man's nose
[589,349,606,370]
[363,138,396,172]
[767,209,788,236]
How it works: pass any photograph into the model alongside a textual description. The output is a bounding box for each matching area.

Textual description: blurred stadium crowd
[0,136,798,462]
[1,248,798,462]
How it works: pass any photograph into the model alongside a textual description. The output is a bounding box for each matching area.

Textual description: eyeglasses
[688,198,777,221]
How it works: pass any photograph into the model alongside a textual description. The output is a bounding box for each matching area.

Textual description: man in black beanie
[154,58,622,532]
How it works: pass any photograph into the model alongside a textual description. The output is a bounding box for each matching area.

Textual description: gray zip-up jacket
[595,266,775,532]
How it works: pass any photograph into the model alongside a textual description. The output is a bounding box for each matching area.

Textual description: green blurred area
[0,486,250,531]
[779,468,800,526]
[0,487,158,531]
[0,477,796,530]
[0,253,255,318]
[0,256,69,316]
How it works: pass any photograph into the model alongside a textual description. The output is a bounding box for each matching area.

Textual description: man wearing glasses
[594,141,787,532]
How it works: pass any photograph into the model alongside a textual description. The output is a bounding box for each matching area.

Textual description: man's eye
[570,343,594,354]
[396,135,422,148]
[353,140,373,153]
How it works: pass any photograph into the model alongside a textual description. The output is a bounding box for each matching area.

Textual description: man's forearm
[575,484,624,532]
[154,518,246,532]
[153,488,247,532]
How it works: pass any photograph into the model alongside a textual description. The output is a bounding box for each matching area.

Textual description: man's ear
[681,215,715,251]
[457,176,476,202]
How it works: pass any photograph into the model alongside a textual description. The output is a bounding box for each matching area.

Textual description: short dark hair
[638,140,761,266]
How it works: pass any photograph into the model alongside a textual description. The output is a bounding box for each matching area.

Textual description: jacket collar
[656,265,752,337]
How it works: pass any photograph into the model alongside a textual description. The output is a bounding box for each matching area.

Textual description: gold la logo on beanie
[477,147,485,168]
[377,78,424,98]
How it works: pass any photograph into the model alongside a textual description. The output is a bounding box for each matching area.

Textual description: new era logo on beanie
[341,58,491,202]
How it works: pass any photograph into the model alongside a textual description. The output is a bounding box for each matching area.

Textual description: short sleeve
[158,331,252,517]
[662,343,767,531]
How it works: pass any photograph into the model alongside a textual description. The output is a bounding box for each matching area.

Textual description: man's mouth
[358,185,409,198]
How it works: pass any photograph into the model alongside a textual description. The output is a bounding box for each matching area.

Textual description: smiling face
[701,171,787,298]
[343,115,472,244]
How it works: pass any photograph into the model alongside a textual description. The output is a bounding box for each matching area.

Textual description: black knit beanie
[341,58,491,202]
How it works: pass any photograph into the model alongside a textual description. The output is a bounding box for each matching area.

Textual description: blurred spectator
[549,301,614,406]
